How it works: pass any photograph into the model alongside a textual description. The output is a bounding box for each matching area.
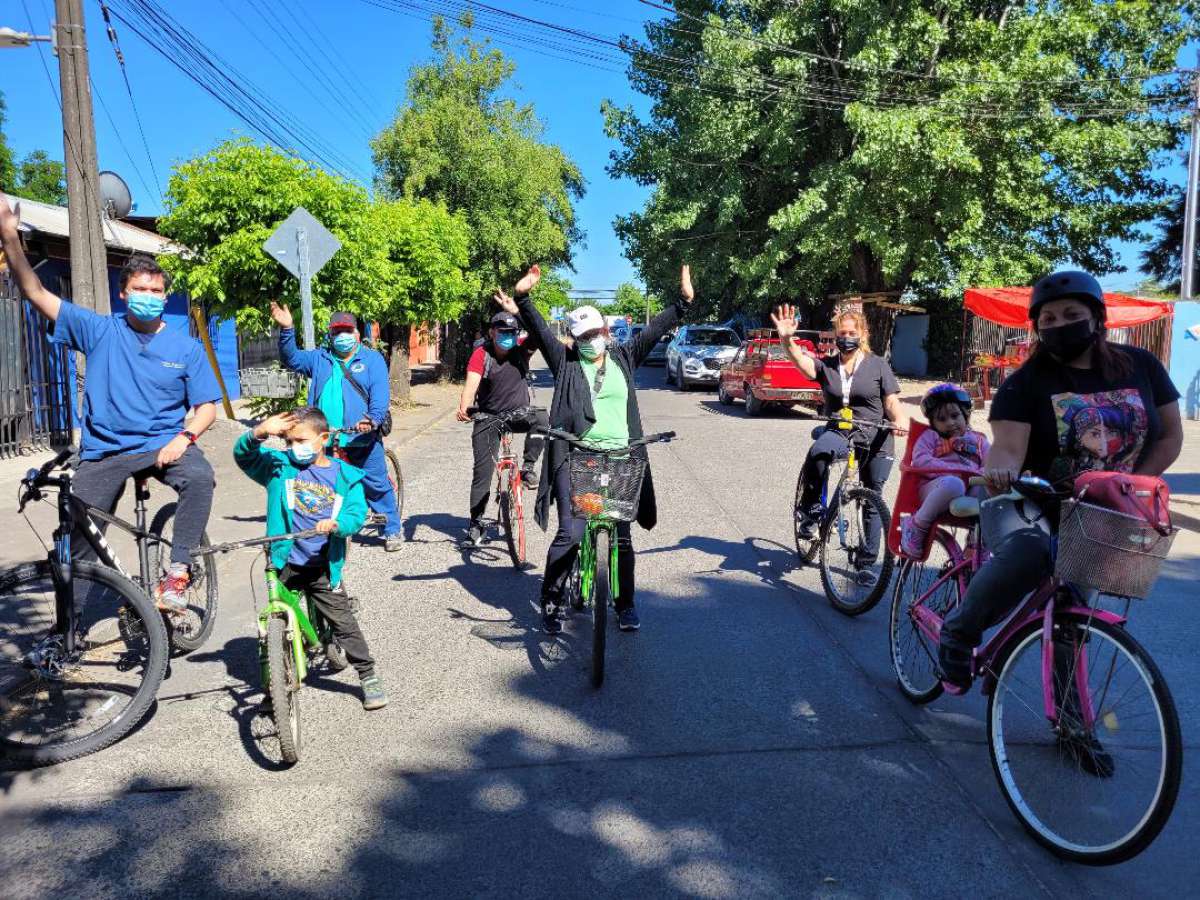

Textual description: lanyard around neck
[838,353,859,406]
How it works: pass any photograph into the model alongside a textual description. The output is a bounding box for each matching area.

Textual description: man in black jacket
[496,263,693,634]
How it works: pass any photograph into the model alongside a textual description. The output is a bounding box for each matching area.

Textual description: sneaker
[617,607,640,632]
[360,674,388,711]
[520,468,539,490]
[463,521,485,548]
[542,603,563,635]
[938,644,973,695]
[796,504,823,540]
[154,565,190,612]
[1058,733,1115,779]
[900,519,929,558]
[383,533,405,552]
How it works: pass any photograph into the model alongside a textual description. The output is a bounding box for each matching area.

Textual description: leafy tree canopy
[372,14,585,300]
[605,1,1194,319]
[156,138,471,334]
[0,92,67,205]
[1140,187,1186,294]
[609,281,663,323]
[0,94,14,191]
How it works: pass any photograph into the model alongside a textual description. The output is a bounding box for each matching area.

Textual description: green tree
[609,281,662,324]
[372,14,585,368]
[1140,188,1186,294]
[605,1,1193,326]
[157,138,471,398]
[0,93,15,191]
[14,150,66,205]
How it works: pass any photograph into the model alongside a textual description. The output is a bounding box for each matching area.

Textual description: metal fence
[0,272,73,458]
[238,327,281,368]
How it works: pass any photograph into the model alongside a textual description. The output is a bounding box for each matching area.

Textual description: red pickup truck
[718,330,828,416]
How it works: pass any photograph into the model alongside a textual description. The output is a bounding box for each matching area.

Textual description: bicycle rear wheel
[590,530,610,689]
[988,615,1182,864]
[385,448,405,524]
[148,503,219,653]
[265,615,301,765]
[819,486,894,616]
[889,529,959,704]
[498,469,525,569]
[0,560,169,765]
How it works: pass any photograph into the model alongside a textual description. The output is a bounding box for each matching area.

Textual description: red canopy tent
[964,287,1172,329]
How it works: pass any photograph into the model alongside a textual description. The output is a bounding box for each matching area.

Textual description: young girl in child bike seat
[900,383,989,557]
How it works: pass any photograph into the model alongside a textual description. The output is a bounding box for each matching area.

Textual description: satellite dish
[98,170,132,219]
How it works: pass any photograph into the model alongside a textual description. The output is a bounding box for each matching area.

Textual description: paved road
[2,363,1197,899]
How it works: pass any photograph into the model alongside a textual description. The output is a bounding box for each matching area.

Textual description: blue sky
[0,0,1188,295]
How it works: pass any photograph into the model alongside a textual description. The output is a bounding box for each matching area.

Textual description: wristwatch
[181,430,198,444]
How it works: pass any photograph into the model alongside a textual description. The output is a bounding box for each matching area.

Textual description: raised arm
[770,304,818,380]
[271,302,318,375]
[630,264,692,367]
[0,196,62,320]
[504,265,566,375]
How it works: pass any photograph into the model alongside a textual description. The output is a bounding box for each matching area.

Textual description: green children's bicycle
[195,529,353,765]
[542,427,676,688]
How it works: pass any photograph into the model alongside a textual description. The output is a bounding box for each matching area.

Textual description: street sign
[263,207,342,349]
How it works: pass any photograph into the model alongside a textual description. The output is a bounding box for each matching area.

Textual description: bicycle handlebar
[534,426,676,452]
[192,528,325,557]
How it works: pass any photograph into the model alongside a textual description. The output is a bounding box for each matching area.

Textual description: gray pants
[940,527,1052,653]
[72,444,215,567]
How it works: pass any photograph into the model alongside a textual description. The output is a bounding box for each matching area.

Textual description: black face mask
[1038,319,1097,361]
[835,336,860,353]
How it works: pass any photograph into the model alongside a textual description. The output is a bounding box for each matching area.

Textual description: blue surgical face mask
[495,332,517,351]
[287,442,318,466]
[126,292,165,322]
[332,333,357,355]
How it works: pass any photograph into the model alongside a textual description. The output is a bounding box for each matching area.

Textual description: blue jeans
[340,440,402,536]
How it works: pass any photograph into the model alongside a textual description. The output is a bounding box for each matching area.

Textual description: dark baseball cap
[490,312,519,330]
[329,311,357,332]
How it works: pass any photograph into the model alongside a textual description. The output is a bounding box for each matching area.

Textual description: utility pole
[54,0,109,314]
[1182,66,1200,302]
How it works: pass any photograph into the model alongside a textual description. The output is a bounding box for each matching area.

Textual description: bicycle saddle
[948,496,981,518]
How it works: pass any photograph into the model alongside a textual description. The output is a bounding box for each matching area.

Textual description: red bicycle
[468,408,540,568]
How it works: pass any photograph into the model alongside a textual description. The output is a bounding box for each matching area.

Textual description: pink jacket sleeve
[909,428,943,470]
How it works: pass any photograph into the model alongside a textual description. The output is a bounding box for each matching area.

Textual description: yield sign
[263,207,341,280]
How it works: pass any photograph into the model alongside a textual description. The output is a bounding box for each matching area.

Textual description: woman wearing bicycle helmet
[900,384,990,557]
[772,304,908,576]
[938,270,1182,693]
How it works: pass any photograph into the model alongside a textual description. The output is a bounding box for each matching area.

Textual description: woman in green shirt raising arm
[496,263,694,634]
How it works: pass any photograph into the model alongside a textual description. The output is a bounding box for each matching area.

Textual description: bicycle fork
[259,573,320,685]
[579,521,619,605]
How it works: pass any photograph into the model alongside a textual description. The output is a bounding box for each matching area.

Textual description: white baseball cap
[566,305,605,338]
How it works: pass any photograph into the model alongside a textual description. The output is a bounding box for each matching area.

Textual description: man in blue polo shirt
[0,196,221,609]
[271,301,403,551]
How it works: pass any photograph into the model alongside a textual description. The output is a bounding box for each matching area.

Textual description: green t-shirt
[579,356,629,449]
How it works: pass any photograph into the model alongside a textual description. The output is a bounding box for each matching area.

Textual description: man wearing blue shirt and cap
[0,196,221,610]
[271,301,403,551]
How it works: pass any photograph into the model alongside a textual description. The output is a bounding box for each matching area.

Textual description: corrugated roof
[2,191,175,255]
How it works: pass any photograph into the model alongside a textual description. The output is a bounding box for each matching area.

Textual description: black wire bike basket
[568,449,647,522]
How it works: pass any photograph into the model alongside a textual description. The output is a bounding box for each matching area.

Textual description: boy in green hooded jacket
[234,406,387,710]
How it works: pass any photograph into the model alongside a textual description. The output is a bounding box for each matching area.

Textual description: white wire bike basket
[1055,499,1178,599]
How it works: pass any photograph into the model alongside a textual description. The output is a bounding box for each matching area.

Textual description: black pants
[469,408,549,522]
[73,444,215,567]
[279,563,375,678]
[941,528,1053,653]
[798,430,893,559]
[542,462,635,611]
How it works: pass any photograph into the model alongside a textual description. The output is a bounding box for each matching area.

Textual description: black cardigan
[515,292,684,532]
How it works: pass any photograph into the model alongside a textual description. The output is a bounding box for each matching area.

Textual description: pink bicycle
[888,475,1181,865]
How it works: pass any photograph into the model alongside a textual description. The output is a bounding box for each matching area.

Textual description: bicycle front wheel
[819,486,894,616]
[988,615,1182,864]
[498,469,525,568]
[889,529,960,704]
[149,503,219,653]
[265,615,301,766]
[0,560,169,765]
[590,529,610,689]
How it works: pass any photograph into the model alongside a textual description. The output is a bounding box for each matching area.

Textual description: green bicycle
[195,529,351,766]
[542,426,676,688]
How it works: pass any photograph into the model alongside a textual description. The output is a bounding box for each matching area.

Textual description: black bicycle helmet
[1029,270,1105,322]
[921,382,972,419]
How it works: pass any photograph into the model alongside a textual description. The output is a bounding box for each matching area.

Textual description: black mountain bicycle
[0,448,170,765]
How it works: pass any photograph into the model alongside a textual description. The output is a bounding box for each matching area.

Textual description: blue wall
[1170,301,1200,421]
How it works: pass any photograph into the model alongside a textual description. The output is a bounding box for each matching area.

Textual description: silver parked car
[643,329,672,365]
[664,325,741,390]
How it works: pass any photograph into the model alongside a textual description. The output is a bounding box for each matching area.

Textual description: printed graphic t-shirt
[288,459,342,566]
[989,346,1180,484]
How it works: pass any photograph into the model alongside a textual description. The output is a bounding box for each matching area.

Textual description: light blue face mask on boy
[126,292,165,322]
[288,442,318,466]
